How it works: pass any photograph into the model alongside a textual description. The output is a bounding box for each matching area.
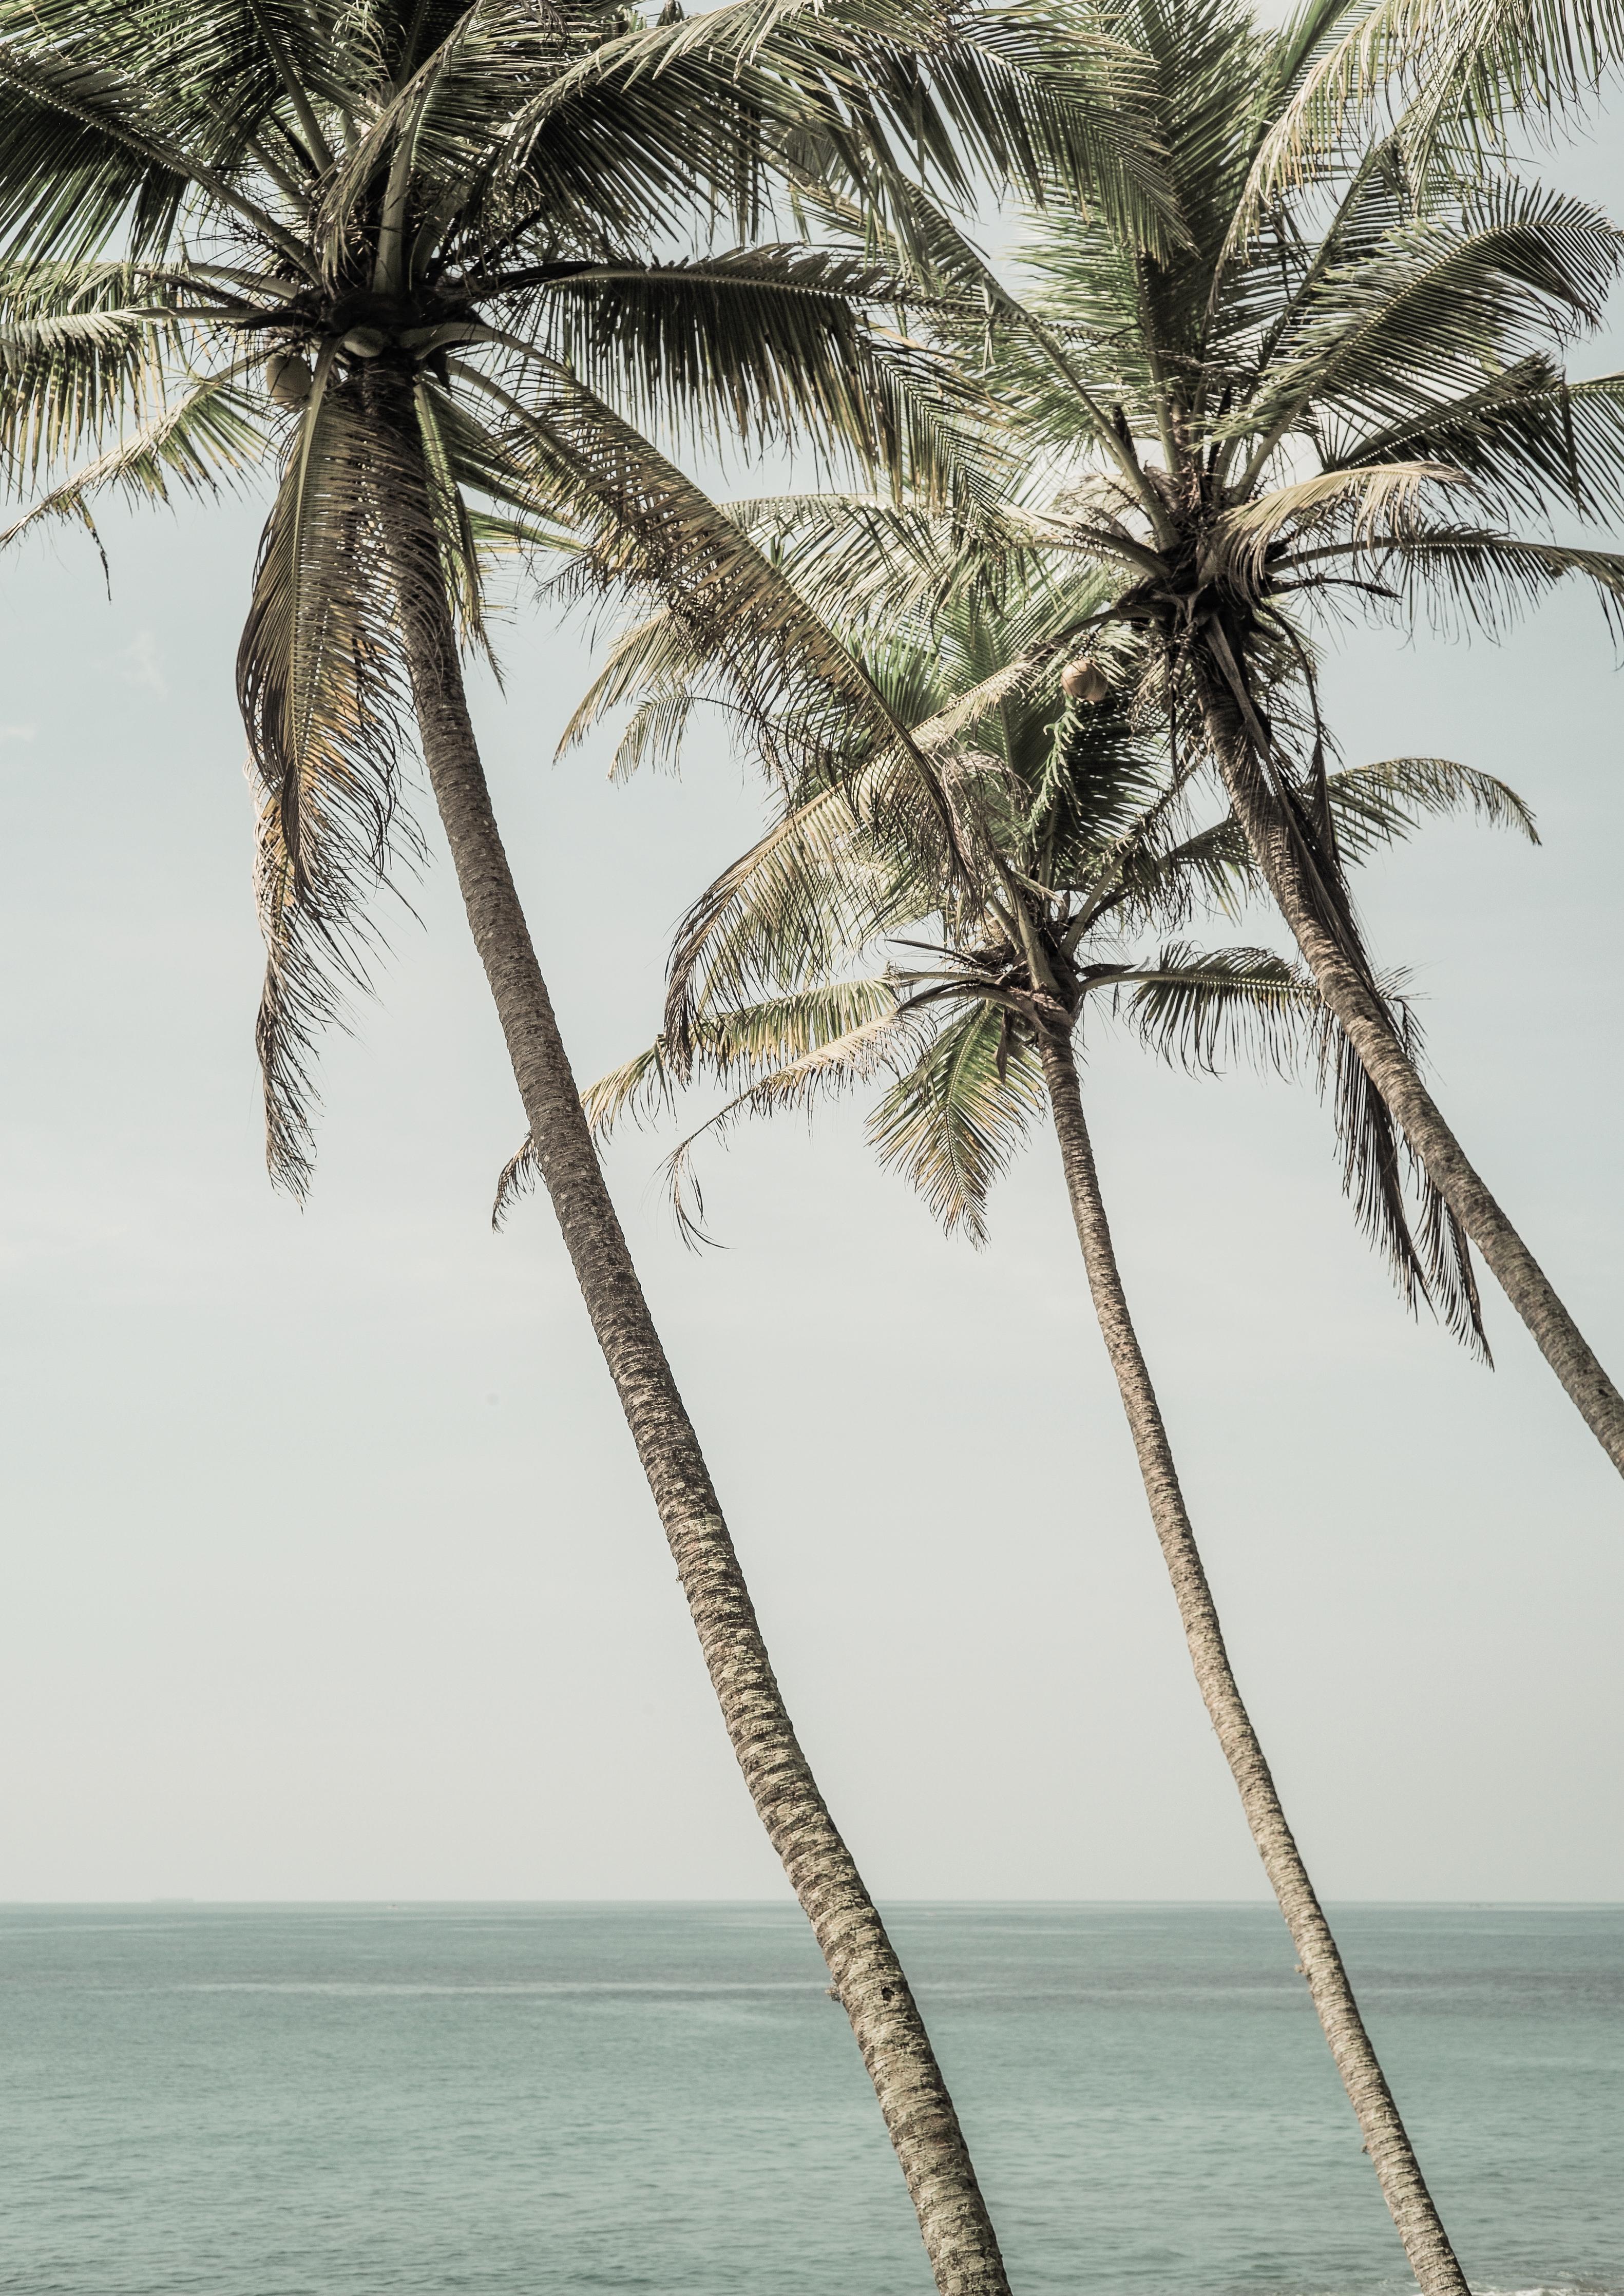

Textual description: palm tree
[0,5,1164,2284]
[540,536,1539,2293]
[784,0,1624,1472]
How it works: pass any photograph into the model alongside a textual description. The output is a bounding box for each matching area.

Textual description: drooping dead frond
[491,1132,542,1230]
[1213,462,1474,585]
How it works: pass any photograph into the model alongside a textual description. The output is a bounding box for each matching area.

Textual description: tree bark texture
[366,375,1011,2296]
[1035,1025,1469,2296]
[1199,661,1624,1478]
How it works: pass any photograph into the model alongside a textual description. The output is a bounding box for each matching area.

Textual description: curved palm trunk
[362,374,1010,2296]
[1197,659,1624,1477]
[1035,1025,1468,2296]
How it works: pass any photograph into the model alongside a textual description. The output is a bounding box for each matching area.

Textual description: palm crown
[560,0,1624,1457]
[550,534,1533,1341]
[0,0,1160,1184]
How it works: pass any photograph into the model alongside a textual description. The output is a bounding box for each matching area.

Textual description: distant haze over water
[1,1901,1617,2295]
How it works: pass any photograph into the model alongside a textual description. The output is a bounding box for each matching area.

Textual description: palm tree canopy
[538,528,1533,1340]
[571,0,1620,1338]
[0,0,1166,1188]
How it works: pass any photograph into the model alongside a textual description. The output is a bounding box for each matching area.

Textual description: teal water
[0,1903,1617,2295]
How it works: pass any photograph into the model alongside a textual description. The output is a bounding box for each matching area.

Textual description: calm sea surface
[0,1902,1617,2296]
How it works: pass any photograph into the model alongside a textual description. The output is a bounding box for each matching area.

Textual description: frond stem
[247,0,337,174]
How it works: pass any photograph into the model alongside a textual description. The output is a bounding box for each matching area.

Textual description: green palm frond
[495,977,908,1230]
[595,978,906,1138]
[1293,527,1624,635]
[1102,813,1257,927]
[1108,943,1315,1075]
[554,0,1175,236]
[1232,182,1624,473]
[553,602,718,776]
[0,361,266,546]
[708,490,1050,636]
[664,765,929,1041]
[1338,363,1624,525]
[660,1000,929,1246]
[462,354,952,797]
[519,248,1002,491]
[1240,0,1624,219]
[0,261,197,483]
[866,998,1045,1243]
[1325,755,1538,857]
[0,0,316,267]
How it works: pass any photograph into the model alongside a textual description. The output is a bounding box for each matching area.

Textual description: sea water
[0,1902,1617,2296]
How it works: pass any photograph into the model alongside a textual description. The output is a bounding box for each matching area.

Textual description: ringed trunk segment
[1035,1027,1470,2296]
[1197,663,1624,1479]
[362,377,1012,2296]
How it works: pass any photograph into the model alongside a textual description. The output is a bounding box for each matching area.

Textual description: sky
[2,139,1623,1909]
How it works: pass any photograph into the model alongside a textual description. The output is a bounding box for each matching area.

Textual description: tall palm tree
[533,534,1537,2293]
[777,0,1624,1473]
[0,5,1164,2284]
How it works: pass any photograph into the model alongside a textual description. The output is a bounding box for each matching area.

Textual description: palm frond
[663,764,929,1048]
[1325,754,1537,858]
[1110,943,1315,1075]
[1287,525,1624,635]
[0,362,266,546]
[529,0,1175,240]
[0,2,313,266]
[1236,182,1624,471]
[1239,0,1624,223]
[662,1002,925,1247]
[521,247,1003,499]
[237,361,421,1192]
[1318,996,1489,1357]
[460,353,946,803]
[1214,460,1472,582]
[495,972,913,1231]
[1339,362,1624,525]
[867,997,1045,1242]
[0,262,191,483]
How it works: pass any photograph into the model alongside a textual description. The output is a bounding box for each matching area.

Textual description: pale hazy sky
[3,127,1623,1905]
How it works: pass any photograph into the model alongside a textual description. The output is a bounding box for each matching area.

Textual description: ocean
[0,1902,1617,2296]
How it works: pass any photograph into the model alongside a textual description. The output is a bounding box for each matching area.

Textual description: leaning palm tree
[0,4,1166,2284]
[528,543,1539,2294]
[784,0,1624,1473]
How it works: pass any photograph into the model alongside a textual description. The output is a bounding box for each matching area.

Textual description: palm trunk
[1035,1023,1468,2296]
[1198,656,1624,1477]
[365,371,1010,2296]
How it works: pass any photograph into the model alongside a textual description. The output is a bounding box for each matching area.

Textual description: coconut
[1059,655,1110,705]
[341,326,387,358]
[264,350,312,407]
